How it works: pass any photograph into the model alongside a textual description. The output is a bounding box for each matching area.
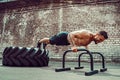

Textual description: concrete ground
[0,59,120,80]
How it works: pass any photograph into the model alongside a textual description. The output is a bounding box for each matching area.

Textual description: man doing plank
[38,29,108,52]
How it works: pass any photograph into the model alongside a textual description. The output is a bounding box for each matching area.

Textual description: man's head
[94,31,108,44]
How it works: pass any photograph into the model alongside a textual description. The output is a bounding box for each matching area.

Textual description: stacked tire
[2,47,49,67]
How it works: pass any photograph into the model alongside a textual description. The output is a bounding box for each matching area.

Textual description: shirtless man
[38,30,108,52]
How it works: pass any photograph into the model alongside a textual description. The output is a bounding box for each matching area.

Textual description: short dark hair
[99,31,108,39]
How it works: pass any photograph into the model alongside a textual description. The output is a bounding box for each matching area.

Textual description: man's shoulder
[70,29,94,35]
[73,29,91,33]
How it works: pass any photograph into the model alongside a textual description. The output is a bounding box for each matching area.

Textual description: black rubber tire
[2,47,49,67]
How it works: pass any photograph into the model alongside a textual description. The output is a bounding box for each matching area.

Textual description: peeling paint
[1,12,8,48]
[58,8,63,32]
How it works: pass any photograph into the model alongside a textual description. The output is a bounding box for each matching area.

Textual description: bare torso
[67,30,94,47]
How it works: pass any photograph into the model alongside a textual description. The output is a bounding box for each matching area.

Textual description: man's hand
[71,46,78,52]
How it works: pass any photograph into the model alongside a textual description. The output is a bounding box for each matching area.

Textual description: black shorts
[49,32,70,45]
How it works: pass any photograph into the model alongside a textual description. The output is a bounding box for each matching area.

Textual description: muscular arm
[68,33,77,47]
[68,30,92,51]
[68,31,83,52]
[68,33,78,52]
[68,30,86,46]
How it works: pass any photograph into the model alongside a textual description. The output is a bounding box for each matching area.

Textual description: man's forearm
[68,33,76,47]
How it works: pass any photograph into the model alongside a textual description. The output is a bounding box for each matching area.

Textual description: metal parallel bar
[77,49,94,71]
[84,51,94,71]
[56,49,106,75]
[62,49,94,71]
[91,52,105,68]
[79,52,106,69]
[78,53,84,67]
[62,49,72,68]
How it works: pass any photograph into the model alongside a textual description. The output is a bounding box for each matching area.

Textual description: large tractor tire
[2,46,49,67]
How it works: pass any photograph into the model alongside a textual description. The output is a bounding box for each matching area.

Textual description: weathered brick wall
[0,2,120,61]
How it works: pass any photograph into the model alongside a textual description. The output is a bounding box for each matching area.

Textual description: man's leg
[39,38,50,44]
[37,38,50,48]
